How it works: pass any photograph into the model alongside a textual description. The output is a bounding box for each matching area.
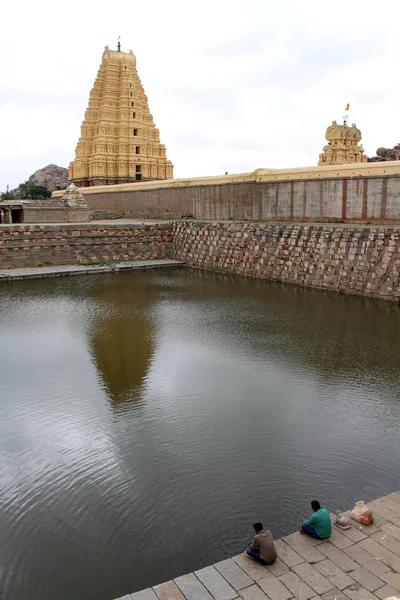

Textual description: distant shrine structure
[68,43,173,187]
[318,120,368,166]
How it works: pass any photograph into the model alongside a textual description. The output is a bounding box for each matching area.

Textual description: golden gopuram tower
[318,120,368,166]
[69,44,173,187]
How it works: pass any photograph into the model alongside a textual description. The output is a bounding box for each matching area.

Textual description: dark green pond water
[0,269,399,600]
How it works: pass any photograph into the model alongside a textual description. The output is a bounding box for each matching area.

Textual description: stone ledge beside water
[115,491,400,600]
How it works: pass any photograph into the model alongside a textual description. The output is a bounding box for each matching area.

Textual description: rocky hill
[29,164,68,191]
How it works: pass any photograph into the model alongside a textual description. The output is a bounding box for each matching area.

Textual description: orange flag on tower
[345,103,350,111]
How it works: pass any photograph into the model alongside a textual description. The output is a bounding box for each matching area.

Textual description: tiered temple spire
[318,120,368,166]
[69,45,173,187]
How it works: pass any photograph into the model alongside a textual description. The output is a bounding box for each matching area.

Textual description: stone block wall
[0,223,172,269]
[172,222,400,301]
[83,186,195,219]
[63,172,400,224]
[23,206,90,223]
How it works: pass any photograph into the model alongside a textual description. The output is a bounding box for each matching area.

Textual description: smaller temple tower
[318,121,368,166]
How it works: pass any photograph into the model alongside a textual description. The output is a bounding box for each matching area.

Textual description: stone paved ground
[115,492,400,600]
[0,259,185,281]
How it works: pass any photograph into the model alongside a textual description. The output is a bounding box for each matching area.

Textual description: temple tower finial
[117,35,121,52]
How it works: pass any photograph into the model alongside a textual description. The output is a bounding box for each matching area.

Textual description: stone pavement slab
[386,492,400,503]
[214,559,254,591]
[314,559,354,591]
[346,566,384,593]
[154,581,187,600]
[274,540,304,568]
[278,571,315,600]
[351,521,381,537]
[374,496,400,517]
[355,538,393,560]
[367,501,398,522]
[238,585,269,600]
[195,566,238,600]
[292,563,334,595]
[342,583,377,600]
[321,590,347,600]
[343,544,376,566]
[374,583,400,599]
[233,554,270,582]
[266,559,290,578]
[362,559,390,577]
[328,530,354,551]
[132,590,159,600]
[174,574,214,600]
[371,532,400,557]
[318,544,359,573]
[382,552,400,573]
[380,571,400,592]
[283,533,326,563]
[257,572,293,600]
[381,523,400,542]
[283,532,323,548]
[332,524,367,544]
[369,514,391,531]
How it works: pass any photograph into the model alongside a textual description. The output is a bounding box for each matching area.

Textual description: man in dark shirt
[245,522,277,565]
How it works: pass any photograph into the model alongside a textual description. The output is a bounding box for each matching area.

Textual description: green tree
[0,190,15,201]
[17,181,52,199]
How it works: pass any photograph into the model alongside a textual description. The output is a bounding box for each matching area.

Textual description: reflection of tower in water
[88,281,156,405]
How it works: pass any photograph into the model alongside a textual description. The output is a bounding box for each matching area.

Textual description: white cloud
[0,0,399,190]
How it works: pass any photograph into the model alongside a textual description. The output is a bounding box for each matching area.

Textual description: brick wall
[172,221,400,301]
[0,223,172,269]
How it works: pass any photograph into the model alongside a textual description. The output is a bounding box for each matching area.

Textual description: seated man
[300,500,332,539]
[246,522,277,565]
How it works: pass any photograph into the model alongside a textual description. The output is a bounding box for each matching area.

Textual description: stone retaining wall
[1,221,400,302]
[0,223,172,269]
[172,222,400,301]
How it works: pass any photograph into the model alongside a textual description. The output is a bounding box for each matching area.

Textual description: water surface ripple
[0,270,399,600]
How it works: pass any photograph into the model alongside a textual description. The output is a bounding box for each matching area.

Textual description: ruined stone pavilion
[69,43,173,187]
[318,120,368,166]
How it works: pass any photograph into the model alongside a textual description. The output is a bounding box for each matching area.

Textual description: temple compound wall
[54,162,400,224]
[172,222,400,302]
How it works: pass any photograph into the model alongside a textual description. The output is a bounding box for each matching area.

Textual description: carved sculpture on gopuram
[368,144,400,162]
[318,121,368,166]
[69,43,173,187]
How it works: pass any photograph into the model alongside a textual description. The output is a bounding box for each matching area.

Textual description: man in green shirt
[300,500,332,539]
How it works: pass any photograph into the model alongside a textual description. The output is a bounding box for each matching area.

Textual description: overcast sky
[0,0,398,190]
